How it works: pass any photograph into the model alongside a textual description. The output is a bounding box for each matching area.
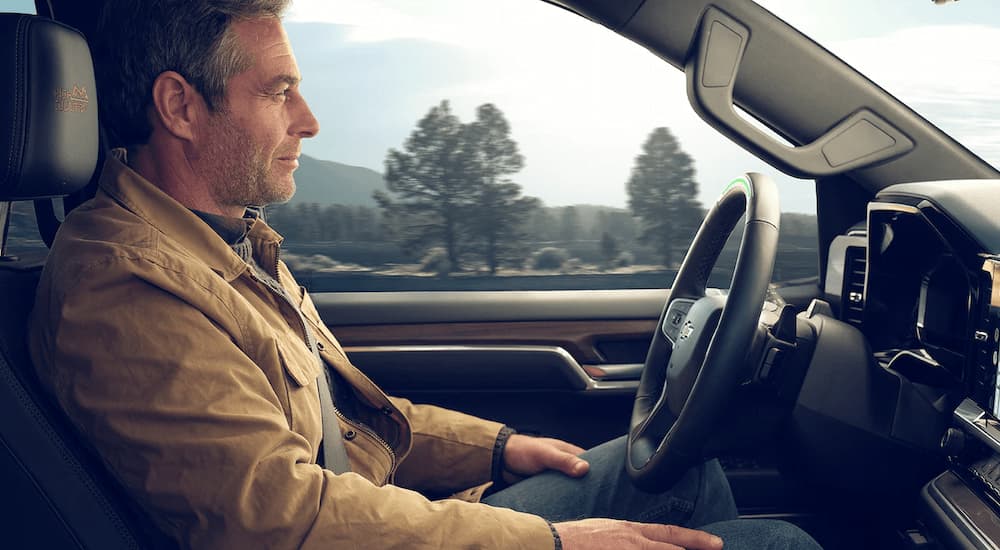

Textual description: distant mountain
[288,154,383,207]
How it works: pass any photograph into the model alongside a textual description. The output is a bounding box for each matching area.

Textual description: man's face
[195,17,319,210]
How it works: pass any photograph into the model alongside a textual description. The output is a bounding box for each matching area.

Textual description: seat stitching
[0,340,141,548]
[4,17,27,186]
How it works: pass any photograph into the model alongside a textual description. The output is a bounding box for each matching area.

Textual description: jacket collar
[98,149,284,282]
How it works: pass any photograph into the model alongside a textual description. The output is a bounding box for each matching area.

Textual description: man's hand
[502,434,589,483]
[554,519,724,550]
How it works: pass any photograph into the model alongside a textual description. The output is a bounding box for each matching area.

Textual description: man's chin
[262,178,296,206]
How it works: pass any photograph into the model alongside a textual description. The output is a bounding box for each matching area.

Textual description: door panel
[333,319,656,365]
[314,289,668,325]
[316,291,814,516]
[317,290,664,447]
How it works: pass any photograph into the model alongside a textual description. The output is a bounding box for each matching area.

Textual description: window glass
[7,1,35,14]
[4,202,50,259]
[271,0,818,292]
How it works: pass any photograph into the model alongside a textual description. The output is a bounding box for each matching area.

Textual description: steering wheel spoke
[627,173,781,492]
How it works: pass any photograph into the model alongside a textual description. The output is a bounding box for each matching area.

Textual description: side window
[271,1,818,292]
[7,1,34,13]
[4,202,51,259]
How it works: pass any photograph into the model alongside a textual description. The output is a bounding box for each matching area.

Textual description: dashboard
[822,180,1000,549]
[826,180,1000,418]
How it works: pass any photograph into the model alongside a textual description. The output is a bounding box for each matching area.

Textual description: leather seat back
[0,13,172,548]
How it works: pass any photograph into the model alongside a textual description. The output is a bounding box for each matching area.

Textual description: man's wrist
[491,426,516,484]
[547,520,563,550]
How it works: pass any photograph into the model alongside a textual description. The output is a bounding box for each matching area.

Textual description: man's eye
[271,89,291,101]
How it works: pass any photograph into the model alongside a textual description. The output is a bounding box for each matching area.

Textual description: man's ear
[149,71,203,142]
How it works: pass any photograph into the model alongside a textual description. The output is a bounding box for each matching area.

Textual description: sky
[13,0,1000,214]
[280,0,1000,214]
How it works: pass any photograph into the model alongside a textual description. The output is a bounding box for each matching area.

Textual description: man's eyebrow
[264,74,302,88]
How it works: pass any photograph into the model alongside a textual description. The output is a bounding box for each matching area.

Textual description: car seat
[0,13,173,549]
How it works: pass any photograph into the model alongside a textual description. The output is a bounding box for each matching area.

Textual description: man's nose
[292,94,320,138]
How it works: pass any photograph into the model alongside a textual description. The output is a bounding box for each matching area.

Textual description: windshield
[757,0,1000,169]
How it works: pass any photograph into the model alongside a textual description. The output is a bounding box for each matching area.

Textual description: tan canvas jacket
[28,152,555,549]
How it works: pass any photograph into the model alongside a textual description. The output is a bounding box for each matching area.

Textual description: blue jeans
[483,436,822,549]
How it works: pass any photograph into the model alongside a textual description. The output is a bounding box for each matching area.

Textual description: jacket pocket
[275,339,324,445]
[275,338,322,388]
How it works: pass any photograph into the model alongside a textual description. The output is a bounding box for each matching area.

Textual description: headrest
[0,14,98,201]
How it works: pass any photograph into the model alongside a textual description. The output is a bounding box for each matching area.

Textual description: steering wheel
[626,172,780,492]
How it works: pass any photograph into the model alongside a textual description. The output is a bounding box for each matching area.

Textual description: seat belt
[233,241,352,474]
[315,367,351,474]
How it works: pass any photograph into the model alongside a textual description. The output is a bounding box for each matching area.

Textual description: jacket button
[344,430,357,441]
[316,342,325,351]
[381,406,393,416]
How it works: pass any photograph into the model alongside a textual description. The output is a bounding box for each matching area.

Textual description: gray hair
[95,0,292,146]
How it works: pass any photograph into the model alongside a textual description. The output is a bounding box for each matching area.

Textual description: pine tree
[375,100,476,272]
[600,231,619,269]
[376,101,539,274]
[463,104,539,274]
[626,127,702,267]
[559,206,581,243]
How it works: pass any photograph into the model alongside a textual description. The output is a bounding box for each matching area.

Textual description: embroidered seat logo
[55,85,89,112]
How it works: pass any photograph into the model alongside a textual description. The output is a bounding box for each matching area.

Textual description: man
[29,1,822,548]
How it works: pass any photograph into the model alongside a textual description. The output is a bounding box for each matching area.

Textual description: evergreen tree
[600,231,619,269]
[375,100,476,272]
[626,127,702,267]
[463,104,539,274]
[559,206,581,243]
[528,207,559,243]
[321,205,342,241]
[377,100,539,274]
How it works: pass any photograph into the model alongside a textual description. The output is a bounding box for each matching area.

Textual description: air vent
[842,246,866,327]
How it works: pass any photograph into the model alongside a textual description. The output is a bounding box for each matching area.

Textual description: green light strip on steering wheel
[723,177,752,198]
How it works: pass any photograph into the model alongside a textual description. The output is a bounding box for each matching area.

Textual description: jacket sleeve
[389,395,507,495]
[29,256,555,550]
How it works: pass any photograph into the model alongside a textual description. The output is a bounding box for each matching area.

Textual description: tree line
[265,99,815,273]
[4,98,815,277]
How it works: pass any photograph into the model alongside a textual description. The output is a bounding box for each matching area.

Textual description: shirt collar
[99,148,284,282]
[189,209,254,246]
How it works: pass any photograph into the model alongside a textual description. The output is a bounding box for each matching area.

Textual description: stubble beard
[203,112,296,212]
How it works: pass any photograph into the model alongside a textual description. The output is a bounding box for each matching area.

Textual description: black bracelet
[491,426,516,485]
[547,520,563,550]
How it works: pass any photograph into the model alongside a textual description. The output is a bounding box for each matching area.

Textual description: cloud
[287,0,564,48]
[833,25,1000,164]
